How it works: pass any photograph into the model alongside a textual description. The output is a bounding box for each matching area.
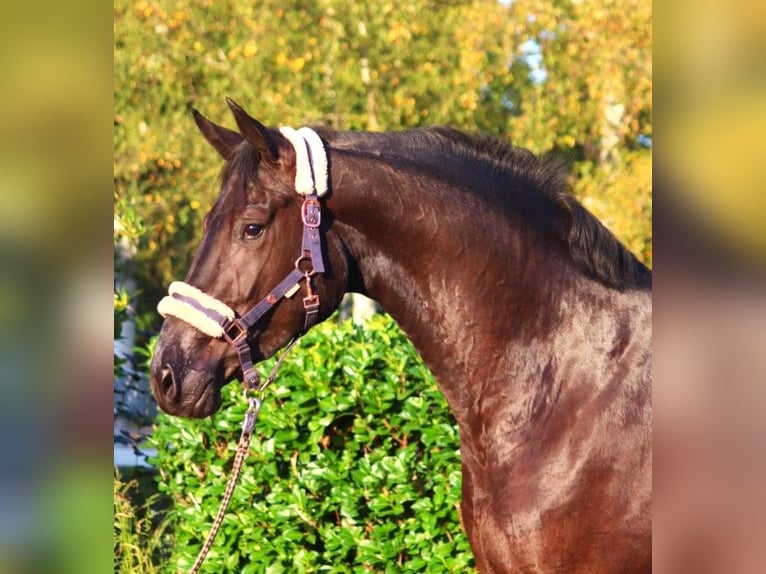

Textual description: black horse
[150,99,652,573]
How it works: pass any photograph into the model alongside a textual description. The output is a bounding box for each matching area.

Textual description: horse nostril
[160,365,176,395]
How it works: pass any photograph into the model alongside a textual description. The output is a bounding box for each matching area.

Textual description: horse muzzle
[149,334,227,418]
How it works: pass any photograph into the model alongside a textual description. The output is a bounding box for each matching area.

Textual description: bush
[149,314,473,572]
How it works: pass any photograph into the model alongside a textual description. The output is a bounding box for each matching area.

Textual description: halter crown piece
[157,126,328,386]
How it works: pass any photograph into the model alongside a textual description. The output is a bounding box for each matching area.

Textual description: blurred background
[0,1,111,573]
[0,0,763,570]
[654,0,766,572]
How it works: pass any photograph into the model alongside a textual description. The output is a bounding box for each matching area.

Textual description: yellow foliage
[575,152,653,267]
[290,56,306,72]
[243,41,257,58]
[114,0,652,305]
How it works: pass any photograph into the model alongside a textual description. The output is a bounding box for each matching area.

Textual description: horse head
[149,99,348,418]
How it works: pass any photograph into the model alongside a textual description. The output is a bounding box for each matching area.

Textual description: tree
[114,0,652,332]
[505,0,652,263]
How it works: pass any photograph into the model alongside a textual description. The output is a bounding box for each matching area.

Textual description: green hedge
[149,314,473,572]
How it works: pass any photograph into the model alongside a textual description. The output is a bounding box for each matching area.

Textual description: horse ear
[226,98,282,164]
[192,109,244,159]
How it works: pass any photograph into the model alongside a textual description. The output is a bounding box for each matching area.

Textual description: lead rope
[188,338,299,574]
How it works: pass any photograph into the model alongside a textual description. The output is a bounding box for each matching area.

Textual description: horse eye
[242,223,264,240]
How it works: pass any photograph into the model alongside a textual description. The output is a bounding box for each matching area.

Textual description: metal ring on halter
[294,255,315,275]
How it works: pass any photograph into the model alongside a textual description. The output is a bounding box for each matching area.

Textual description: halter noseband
[157,127,329,387]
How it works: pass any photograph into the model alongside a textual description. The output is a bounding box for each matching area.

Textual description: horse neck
[328,150,612,416]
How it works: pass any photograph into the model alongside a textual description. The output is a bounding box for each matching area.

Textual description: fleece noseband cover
[157,281,235,338]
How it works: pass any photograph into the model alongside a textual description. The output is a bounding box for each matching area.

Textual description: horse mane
[316,126,651,292]
[424,128,652,291]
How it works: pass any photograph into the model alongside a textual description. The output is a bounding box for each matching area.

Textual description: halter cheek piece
[157,127,329,387]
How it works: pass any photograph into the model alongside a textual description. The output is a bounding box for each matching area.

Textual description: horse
[149,98,652,573]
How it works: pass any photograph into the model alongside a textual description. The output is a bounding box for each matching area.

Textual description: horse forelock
[212,140,292,215]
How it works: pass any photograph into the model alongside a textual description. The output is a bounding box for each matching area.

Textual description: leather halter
[158,126,329,389]
[221,193,325,387]
[160,193,325,389]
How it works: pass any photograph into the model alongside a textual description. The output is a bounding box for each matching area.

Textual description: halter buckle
[301,197,321,228]
[303,294,319,311]
[222,319,247,344]
[302,271,320,314]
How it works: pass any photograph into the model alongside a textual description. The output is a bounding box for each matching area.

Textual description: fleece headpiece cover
[277,126,328,197]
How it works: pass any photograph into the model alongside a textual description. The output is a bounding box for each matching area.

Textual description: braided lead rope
[187,395,259,574]
[188,339,300,574]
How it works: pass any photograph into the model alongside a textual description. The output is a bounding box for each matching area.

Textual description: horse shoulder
[459,287,651,572]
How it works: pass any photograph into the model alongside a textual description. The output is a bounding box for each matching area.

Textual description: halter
[157,126,329,388]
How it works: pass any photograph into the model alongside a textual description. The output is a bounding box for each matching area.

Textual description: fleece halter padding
[157,281,236,338]
[278,127,328,197]
[156,127,327,338]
